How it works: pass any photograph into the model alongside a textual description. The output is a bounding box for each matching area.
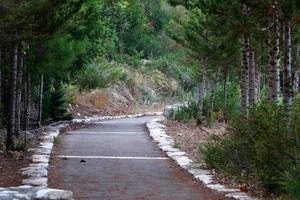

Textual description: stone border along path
[0,111,257,200]
[146,117,258,200]
[0,112,162,200]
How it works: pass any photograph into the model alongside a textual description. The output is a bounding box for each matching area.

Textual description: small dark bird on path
[80,159,86,163]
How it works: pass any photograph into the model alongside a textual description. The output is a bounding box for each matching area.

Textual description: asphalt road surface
[49,116,229,200]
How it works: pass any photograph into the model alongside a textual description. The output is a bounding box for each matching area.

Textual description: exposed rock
[0,187,73,200]
[34,189,73,200]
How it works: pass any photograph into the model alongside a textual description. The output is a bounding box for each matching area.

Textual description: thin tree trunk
[6,44,18,150]
[197,65,207,125]
[38,74,44,127]
[255,71,261,102]
[241,33,250,114]
[268,1,281,102]
[294,70,300,95]
[208,72,218,118]
[15,51,23,137]
[0,49,2,105]
[24,70,31,142]
[283,19,293,107]
[294,45,300,96]
[249,48,257,105]
[223,66,228,122]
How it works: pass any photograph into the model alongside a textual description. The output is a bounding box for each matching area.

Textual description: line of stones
[0,112,163,200]
[146,117,258,200]
[0,123,73,200]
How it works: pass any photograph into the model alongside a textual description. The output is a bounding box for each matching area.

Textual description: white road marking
[58,155,168,160]
[68,131,143,135]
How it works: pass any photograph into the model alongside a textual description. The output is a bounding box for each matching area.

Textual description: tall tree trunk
[223,66,228,122]
[24,70,31,142]
[0,49,2,105]
[208,72,218,119]
[38,74,44,127]
[255,70,261,102]
[283,19,293,107]
[249,48,257,105]
[197,65,207,125]
[15,51,23,137]
[294,45,300,96]
[6,44,18,150]
[268,1,281,102]
[241,33,250,114]
[294,70,300,95]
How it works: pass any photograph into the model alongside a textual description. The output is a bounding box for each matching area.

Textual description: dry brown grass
[74,89,109,109]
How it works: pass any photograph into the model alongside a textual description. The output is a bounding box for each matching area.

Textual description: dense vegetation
[0,0,201,151]
[2,0,300,198]
[167,0,300,198]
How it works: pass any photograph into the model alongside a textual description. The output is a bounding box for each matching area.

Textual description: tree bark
[15,50,23,137]
[223,66,228,122]
[6,44,18,150]
[241,33,250,114]
[197,65,207,125]
[24,70,31,142]
[283,19,293,107]
[268,1,281,102]
[38,74,44,127]
[294,45,300,96]
[255,70,261,102]
[208,72,218,119]
[249,48,257,105]
[0,49,2,105]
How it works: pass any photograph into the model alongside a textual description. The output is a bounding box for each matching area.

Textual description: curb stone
[146,117,258,200]
[0,112,163,200]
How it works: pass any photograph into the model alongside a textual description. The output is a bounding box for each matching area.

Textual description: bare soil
[0,130,42,187]
[163,120,225,163]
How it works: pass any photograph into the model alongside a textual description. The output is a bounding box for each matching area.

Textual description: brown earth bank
[164,119,266,199]
[68,89,164,118]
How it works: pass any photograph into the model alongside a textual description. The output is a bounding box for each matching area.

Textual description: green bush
[43,83,74,121]
[200,99,300,196]
[76,59,127,91]
[15,141,30,152]
[203,81,241,120]
[170,101,199,123]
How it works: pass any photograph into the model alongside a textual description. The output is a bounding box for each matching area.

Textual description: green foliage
[203,81,241,120]
[146,53,200,90]
[76,59,127,91]
[53,136,60,145]
[174,143,182,149]
[170,101,198,123]
[200,99,300,196]
[207,111,217,128]
[15,141,29,152]
[43,83,73,121]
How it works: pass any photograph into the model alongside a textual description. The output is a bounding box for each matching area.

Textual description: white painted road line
[68,131,143,135]
[58,155,168,160]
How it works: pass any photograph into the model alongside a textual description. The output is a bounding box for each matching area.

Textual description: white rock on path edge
[0,112,162,200]
[146,117,258,200]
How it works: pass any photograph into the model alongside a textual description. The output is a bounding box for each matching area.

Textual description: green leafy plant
[76,59,127,91]
[53,136,60,145]
[201,99,300,195]
[15,141,29,152]
[170,101,199,123]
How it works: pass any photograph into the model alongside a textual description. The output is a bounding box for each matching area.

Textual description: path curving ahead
[49,116,229,200]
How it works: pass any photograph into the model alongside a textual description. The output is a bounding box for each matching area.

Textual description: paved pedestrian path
[49,116,228,200]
